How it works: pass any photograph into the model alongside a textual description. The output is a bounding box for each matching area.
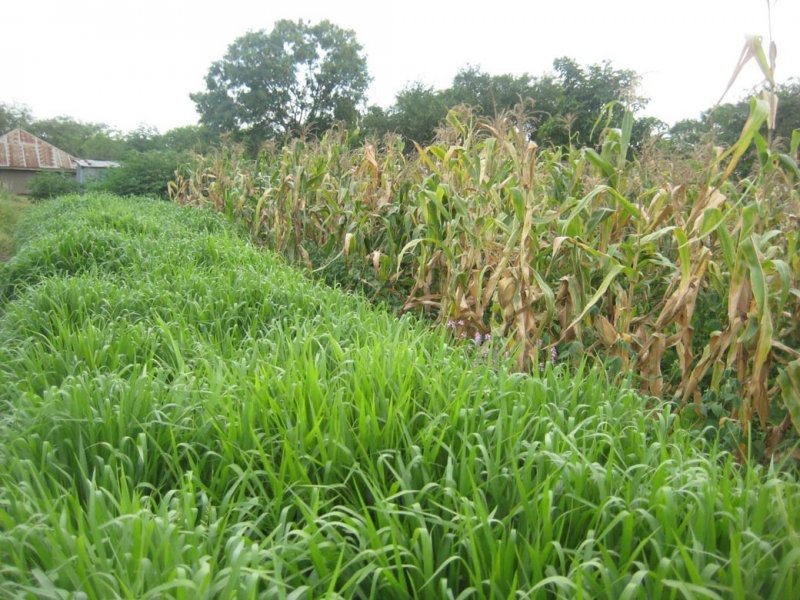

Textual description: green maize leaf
[721,98,769,181]
[699,207,725,239]
[764,258,792,310]
[640,226,677,245]
[510,188,526,222]
[718,226,736,272]
[778,360,800,435]
[777,154,800,180]
[741,237,766,311]
[396,238,437,275]
[740,203,759,241]
[618,109,634,171]
[564,263,624,335]
[606,187,642,221]
[532,269,556,320]
[753,132,770,167]
[584,149,615,180]
[674,228,691,289]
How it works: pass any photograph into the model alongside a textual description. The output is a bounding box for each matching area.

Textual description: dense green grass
[0,195,798,598]
[0,192,31,261]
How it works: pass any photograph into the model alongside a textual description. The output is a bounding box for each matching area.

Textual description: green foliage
[191,19,370,148]
[670,80,800,154]
[364,59,659,149]
[531,57,650,147]
[0,191,30,260]
[99,151,178,198]
[123,124,163,153]
[159,124,216,153]
[449,66,535,116]
[0,195,798,597]
[0,102,32,134]
[363,82,450,145]
[28,115,127,160]
[1,104,218,161]
[27,171,81,200]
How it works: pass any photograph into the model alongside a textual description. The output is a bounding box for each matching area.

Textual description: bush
[27,171,81,200]
[98,151,178,198]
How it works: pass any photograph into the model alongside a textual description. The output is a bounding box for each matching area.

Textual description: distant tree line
[360,59,665,149]
[4,18,797,183]
[669,80,800,153]
[0,104,215,160]
[188,20,666,151]
[0,105,217,199]
[190,19,798,158]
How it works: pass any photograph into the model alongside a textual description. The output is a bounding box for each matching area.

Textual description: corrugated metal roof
[0,129,77,171]
[75,159,119,168]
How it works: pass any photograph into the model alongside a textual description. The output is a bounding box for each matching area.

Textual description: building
[0,129,118,195]
[0,129,77,195]
[75,159,120,184]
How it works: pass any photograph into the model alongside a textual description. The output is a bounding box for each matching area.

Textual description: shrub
[99,151,178,198]
[27,171,81,200]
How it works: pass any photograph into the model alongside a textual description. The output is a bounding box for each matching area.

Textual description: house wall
[76,166,113,184]
[0,169,77,195]
[0,170,37,195]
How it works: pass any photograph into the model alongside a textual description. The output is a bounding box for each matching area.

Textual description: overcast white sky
[2,0,798,133]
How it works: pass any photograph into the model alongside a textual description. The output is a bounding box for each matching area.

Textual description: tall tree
[192,20,370,147]
[364,58,653,149]
[28,116,126,160]
[448,66,535,117]
[0,103,33,134]
[530,57,646,147]
[670,80,800,152]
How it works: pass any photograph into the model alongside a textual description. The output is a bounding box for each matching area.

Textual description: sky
[2,0,798,134]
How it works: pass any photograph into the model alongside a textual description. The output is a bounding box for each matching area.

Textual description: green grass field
[1,194,798,598]
[0,192,31,261]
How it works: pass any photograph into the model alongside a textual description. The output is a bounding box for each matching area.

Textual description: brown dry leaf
[344,233,354,258]
[370,250,381,273]
[498,276,516,310]
[640,334,666,396]
[552,236,568,258]
[595,315,619,347]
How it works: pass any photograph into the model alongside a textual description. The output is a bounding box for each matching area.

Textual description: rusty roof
[0,129,77,171]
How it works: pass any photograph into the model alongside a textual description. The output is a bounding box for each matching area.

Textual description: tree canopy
[191,20,370,147]
[362,58,659,149]
[0,103,33,135]
[669,80,800,153]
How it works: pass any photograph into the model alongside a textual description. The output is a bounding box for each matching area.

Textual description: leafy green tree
[160,125,216,153]
[360,105,392,138]
[80,133,128,161]
[670,81,799,152]
[29,116,126,160]
[530,57,646,147]
[631,116,667,150]
[365,58,652,150]
[0,103,32,134]
[99,151,178,199]
[448,66,535,117]
[125,125,162,153]
[390,83,450,144]
[192,20,370,147]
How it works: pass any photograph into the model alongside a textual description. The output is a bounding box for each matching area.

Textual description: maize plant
[171,101,800,457]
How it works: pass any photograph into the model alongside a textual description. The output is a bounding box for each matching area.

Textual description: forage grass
[0,190,30,261]
[0,194,798,598]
